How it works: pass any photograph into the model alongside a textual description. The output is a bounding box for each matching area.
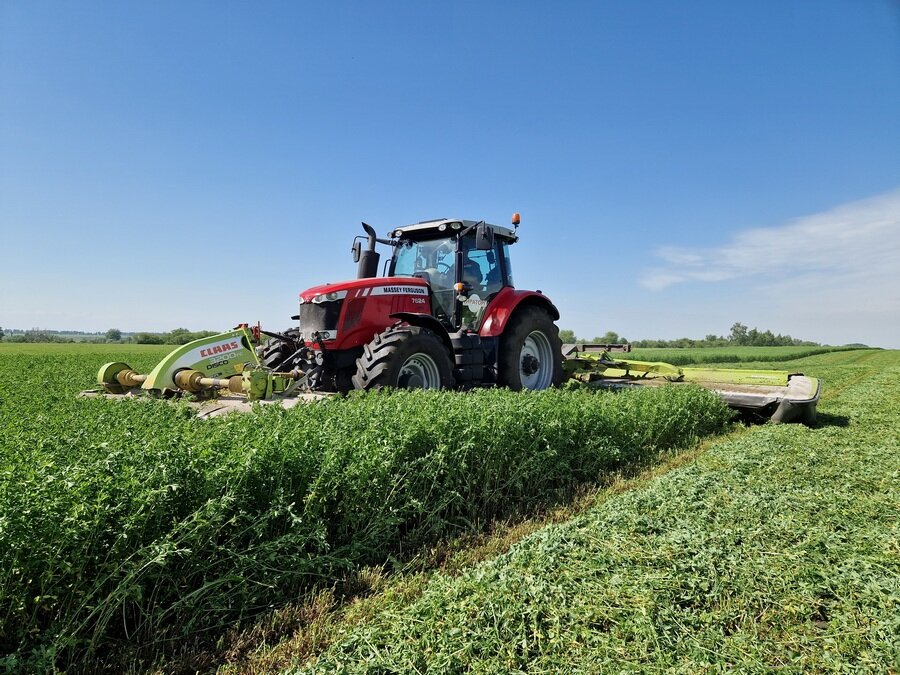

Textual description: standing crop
[0,346,732,670]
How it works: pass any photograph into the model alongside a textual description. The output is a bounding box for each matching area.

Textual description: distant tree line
[128,328,219,345]
[0,327,104,339]
[0,326,218,344]
[560,322,822,348]
[558,329,628,345]
[0,322,849,349]
[1,329,79,343]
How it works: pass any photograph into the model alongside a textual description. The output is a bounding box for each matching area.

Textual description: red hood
[299,277,428,302]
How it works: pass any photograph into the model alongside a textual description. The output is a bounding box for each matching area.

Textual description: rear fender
[389,312,454,352]
[479,288,560,338]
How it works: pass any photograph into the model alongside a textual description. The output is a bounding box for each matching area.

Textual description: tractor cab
[385,219,518,330]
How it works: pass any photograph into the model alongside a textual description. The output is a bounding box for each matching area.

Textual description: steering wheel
[437,262,452,274]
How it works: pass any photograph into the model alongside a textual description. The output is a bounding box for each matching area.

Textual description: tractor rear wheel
[353,325,455,390]
[497,306,563,391]
[262,328,300,371]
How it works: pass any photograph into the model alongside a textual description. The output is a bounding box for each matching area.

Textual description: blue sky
[1,1,899,346]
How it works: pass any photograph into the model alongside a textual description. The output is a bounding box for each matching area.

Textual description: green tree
[0,326,4,340]
[166,328,191,344]
[595,331,626,344]
[558,329,577,344]
[105,328,122,342]
[133,332,164,344]
[729,322,749,345]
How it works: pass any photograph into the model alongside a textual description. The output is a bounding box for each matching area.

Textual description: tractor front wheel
[497,307,563,391]
[353,325,455,390]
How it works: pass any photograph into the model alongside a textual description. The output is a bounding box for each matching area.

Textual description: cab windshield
[391,237,456,282]
[390,233,512,329]
[391,237,457,324]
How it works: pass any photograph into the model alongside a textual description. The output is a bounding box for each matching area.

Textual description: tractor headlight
[311,290,348,304]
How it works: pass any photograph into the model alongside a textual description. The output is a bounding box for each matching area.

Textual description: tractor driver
[462,253,484,292]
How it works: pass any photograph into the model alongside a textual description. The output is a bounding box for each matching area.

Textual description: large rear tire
[497,306,563,391]
[353,325,455,391]
[262,328,301,371]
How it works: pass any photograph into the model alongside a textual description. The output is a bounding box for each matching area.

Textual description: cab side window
[500,242,514,288]
[465,250,503,297]
[462,243,504,299]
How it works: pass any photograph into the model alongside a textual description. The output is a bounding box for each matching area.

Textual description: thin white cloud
[641,189,900,293]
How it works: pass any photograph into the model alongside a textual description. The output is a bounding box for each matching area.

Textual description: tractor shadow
[813,412,850,428]
[734,410,850,428]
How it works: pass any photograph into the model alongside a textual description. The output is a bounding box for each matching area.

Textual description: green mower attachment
[89,327,312,415]
[562,345,822,425]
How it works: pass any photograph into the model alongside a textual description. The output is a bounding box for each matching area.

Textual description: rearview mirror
[475,222,494,250]
[351,240,361,263]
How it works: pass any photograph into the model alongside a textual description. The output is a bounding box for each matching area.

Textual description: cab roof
[388,218,518,242]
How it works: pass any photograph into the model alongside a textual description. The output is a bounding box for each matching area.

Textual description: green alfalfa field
[0,344,896,672]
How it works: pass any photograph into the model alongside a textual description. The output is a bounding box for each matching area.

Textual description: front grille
[298,301,342,336]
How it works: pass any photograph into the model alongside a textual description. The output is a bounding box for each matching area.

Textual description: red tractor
[90,215,821,423]
[261,216,564,392]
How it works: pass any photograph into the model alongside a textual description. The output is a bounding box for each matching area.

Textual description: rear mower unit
[563,345,821,425]
[86,216,822,423]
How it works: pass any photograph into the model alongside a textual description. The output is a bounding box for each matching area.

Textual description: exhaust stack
[357,222,381,279]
